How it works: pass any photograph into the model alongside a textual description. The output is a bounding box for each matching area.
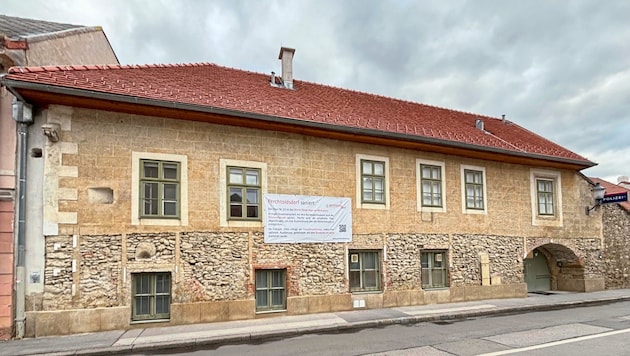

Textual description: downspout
[12,99,32,339]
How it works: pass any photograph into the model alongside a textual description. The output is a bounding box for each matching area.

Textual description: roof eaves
[2,78,596,169]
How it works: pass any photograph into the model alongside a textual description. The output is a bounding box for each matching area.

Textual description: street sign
[602,192,629,204]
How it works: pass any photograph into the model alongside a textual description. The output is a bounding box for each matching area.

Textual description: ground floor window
[421,251,448,289]
[349,250,381,292]
[255,269,287,312]
[132,272,171,321]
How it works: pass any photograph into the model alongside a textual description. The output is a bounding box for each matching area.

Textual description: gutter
[1,78,596,169]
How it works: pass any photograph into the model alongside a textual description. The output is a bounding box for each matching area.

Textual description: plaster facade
[21,105,604,336]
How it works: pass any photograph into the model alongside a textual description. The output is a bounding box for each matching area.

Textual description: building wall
[23,105,603,336]
[603,204,630,288]
[1,28,119,339]
[25,30,118,66]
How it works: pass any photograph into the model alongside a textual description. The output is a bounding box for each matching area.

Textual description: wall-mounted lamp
[41,123,60,142]
[585,182,606,215]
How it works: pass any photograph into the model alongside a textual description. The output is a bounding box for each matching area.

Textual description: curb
[18,296,630,356]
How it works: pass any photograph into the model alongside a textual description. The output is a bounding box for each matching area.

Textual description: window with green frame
[132,272,171,321]
[464,169,484,210]
[228,166,261,220]
[140,160,180,218]
[349,250,381,292]
[421,251,448,289]
[255,269,286,312]
[536,179,555,215]
[420,164,443,207]
[361,160,385,204]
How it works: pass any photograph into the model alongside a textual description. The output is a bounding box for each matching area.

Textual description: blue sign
[602,192,629,204]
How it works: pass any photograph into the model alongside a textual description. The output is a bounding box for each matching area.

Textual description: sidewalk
[2,289,630,356]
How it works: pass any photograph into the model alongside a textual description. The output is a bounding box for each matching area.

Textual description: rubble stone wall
[603,205,630,288]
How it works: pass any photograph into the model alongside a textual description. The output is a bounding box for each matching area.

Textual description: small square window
[421,251,448,289]
[132,272,171,321]
[255,269,287,312]
[349,250,381,292]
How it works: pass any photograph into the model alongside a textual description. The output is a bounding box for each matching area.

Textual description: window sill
[130,318,170,325]
[350,290,382,295]
[255,309,287,314]
[422,287,449,291]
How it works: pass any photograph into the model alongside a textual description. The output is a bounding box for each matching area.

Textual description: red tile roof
[590,178,630,212]
[4,63,592,167]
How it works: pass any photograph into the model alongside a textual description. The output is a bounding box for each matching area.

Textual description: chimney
[278,47,295,89]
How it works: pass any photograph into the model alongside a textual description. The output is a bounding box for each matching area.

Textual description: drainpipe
[12,99,32,339]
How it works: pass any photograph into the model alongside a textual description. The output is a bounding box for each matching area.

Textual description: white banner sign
[264,194,352,243]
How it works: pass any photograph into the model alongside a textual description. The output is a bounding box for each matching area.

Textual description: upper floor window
[132,152,188,226]
[356,154,390,210]
[461,165,487,214]
[220,159,267,227]
[228,166,261,220]
[140,160,180,218]
[530,169,563,227]
[536,179,554,215]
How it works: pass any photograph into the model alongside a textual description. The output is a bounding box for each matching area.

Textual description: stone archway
[524,243,585,292]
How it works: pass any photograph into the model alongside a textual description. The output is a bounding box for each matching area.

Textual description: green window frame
[361,160,386,204]
[421,164,443,207]
[464,169,484,210]
[227,166,261,220]
[140,160,180,218]
[537,179,555,215]
[349,250,381,292]
[421,251,448,289]
[132,272,171,321]
[255,269,287,312]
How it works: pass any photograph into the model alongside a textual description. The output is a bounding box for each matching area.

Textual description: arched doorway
[524,248,550,292]
[524,243,586,292]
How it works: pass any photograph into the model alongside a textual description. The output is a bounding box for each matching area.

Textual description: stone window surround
[416,158,446,213]
[355,154,390,210]
[530,168,563,227]
[255,268,288,313]
[460,164,488,215]
[348,249,382,293]
[131,152,188,226]
[220,159,268,228]
[130,271,172,322]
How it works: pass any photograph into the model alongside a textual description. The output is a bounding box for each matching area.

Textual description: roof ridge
[5,62,222,74]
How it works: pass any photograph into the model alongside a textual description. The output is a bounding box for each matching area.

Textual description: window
[530,169,563,227]
[461,165,487,214]
[536,179,554,215]
[220,159,267,227]
[255,269,286,312]
[132,272,171,321]
[362,160,386,204]
[464,170,484,209]
[228,166,261,220]
[140,160,180,218]
[356,154,389,210]
[349,250,381,292]
[421,251,447,289]
[421,164,442,207]
[131,152,188,226]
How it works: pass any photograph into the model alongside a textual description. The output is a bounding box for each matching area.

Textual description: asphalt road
[143,300,630,355]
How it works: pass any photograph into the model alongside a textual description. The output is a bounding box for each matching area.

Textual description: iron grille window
[349,250,381,292]
[132,272,171,321]
[421,251,447,289]
[255,269,287,312]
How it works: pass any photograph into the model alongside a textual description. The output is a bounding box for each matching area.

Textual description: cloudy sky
[4,0,629,182]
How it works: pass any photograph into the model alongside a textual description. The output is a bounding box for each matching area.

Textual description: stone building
[0,14,118,339]
[1,47,606,337]
[591,178,630,289]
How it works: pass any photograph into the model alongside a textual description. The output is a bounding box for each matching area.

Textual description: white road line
[478,327,630,356]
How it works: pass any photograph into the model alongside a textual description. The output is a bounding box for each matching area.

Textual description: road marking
[478,327,630,355]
